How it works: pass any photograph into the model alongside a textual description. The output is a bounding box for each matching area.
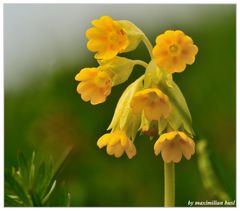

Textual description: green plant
[5,149,72,207]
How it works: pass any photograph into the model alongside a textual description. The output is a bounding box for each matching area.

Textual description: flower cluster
[75,16,198,163]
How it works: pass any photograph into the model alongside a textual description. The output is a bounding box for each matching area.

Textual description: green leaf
[5,150,72,207]
[5,170,32,206]
[17,151,29,186]
[65,193,71,207]
[29,191,42,207]
[197,140,231,201]
[5,194,24,207]
[35,162,47,199]
[42,180,56,204]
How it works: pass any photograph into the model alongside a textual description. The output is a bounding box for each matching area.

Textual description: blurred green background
[4,4,236,206]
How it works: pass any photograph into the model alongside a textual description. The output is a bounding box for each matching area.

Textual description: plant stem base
[164,162,175,207]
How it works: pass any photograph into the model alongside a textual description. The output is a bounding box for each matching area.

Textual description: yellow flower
[86,16,129,60]
[154,131,195,163]
[152,30,198,73]
[97,130,136,159]
[75,67,112,105]
[130,88,171,121]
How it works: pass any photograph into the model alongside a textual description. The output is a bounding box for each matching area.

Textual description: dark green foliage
[5,150,72,207]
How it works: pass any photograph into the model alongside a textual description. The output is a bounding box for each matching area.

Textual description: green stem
[142,34,153,58]
[133,60,148,68]
[164,162,175,207]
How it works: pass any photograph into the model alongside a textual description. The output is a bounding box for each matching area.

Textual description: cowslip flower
[97,130,136,159]
[130,88,171,121]
[152,30,198,73]
[86,16,129,60]
[75,67,112,105]
[154,131,195,163]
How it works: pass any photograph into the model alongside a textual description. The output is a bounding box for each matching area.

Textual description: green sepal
[118,20,143,52]
[158,118,168,134]
[98,56,135,86]
[143,60,171,88]
[139,112,150,132]
[108,76,143,140]
[160,79,195,136]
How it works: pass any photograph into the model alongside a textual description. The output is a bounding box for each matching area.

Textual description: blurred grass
[5,151,71,207]
[4,5,235,206]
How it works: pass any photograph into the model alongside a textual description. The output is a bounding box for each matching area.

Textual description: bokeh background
[4,4,236,206]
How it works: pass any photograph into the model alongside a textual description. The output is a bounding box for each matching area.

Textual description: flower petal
[97,133,111,148]
[125,142,136,159]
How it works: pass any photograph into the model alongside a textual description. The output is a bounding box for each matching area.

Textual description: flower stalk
[164,162,175,207]
[142,34,153,58]
[133,60,148,68]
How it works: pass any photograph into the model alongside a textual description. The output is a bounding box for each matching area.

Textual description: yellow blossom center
[169,44,179,53]
[148,91,158,101]
[109,29,124,41]
[94,72,111,87]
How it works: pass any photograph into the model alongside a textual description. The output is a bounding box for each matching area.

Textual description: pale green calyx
[118,20,144,53]
[107,76,144,140]
[98,56,139,87]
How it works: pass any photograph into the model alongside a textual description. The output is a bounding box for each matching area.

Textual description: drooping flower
[154,131,195,163]
[75,67,112,105]
[152,30,198,73]
[130,88,171,121]
[86,16,129,60]
[97,130,136,159]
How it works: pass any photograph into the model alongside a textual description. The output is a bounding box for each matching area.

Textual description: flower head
[97,130,136,159]
[130,88,171,121]
[86,16,129,60]
[152,30,198,73]
[154,131,195,163]
[75,67,112,105]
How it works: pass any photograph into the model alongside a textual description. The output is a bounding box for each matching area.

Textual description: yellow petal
[165,131,178,141]
[92,16,113,31]
[144,103,162,121]
[94,49,117,60]
[77,81,95,94]
[154,140,162,155]
[125,142,136,159]
[106,145,115,155]
[75,68,98,81]
[108,132,121,146]
[161,147,172,163]
[180,140,193,160]
[90,92,107,105]
[86,27,107,40]
[130,96,146,113]
[97,133,111,148]
[163,142,182,163]
[113,144,125,158]
[87,40,106,52]
[120,135,129,148]
[170,143,182,163]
